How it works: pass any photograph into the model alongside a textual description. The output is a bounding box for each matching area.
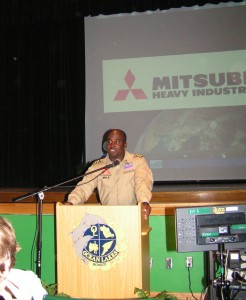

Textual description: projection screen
[84,2,246,182]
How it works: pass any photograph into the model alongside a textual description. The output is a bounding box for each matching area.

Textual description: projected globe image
[134,106,246,160]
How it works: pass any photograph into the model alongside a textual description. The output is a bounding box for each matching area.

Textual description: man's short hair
[103,129,127,143]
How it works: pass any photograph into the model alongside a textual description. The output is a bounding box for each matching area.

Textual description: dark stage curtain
[0,10,85,188]
[0,0,242,188]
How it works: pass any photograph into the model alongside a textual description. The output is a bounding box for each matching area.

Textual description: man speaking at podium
[64,129,153,219]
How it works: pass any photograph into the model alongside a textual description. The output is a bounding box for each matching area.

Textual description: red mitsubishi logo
[114,69,147,101]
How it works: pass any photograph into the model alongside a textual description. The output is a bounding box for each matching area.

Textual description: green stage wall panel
[149,216,205,294]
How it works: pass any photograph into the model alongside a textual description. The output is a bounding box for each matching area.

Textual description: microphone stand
[12,161,118,278]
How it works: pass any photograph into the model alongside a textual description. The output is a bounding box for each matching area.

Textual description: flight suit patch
[124,163,133,170]
[100,169,111,179]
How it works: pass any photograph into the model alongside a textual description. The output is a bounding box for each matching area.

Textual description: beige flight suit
[68,151,153,205]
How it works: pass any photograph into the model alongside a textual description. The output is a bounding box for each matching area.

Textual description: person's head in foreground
[0,216,19,281]
[0,216,47,300]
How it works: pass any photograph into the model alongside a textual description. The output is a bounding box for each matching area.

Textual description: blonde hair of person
[0,217,21,271]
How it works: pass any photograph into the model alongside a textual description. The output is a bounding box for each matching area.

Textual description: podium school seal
[70,213,127,270]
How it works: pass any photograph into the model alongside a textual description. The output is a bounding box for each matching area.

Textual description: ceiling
[1,0,244,25]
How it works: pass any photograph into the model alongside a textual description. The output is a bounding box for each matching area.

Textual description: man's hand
[63,202,73,205]
[142,202,151,220]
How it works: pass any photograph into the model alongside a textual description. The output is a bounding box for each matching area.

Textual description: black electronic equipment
[175,204,246,252]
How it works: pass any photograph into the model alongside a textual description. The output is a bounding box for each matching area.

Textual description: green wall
[2,214,56,284]
[1,214,206,294]
[149,216,206,294]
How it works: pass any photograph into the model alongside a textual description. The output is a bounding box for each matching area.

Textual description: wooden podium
[56,203,151,299]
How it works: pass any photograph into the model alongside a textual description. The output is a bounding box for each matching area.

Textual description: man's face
[105,130,127,161]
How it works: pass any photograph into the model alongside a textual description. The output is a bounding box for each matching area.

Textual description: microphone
[12,159,121,203]
[105,159,120,169]
[113,159,120,166]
